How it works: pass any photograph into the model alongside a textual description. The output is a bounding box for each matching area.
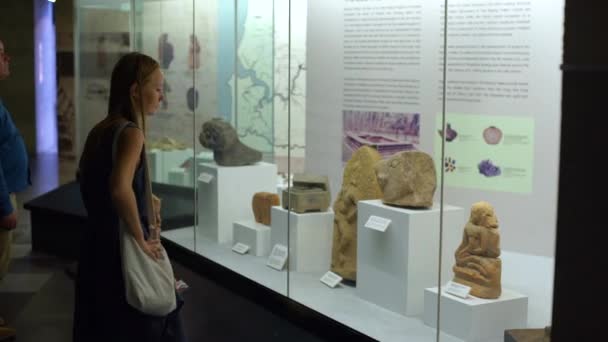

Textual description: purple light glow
[34,0,57,154]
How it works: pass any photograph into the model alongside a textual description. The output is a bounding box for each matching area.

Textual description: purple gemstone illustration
[478,159,501,177]
[438,123,458,142]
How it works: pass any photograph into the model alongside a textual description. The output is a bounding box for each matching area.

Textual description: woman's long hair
[107,52,160,134]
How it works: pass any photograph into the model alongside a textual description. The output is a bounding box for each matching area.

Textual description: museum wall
[306,0,562,258]
[56,0,76,159]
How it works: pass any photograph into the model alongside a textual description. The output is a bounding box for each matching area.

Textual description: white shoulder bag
[112,121,177,316]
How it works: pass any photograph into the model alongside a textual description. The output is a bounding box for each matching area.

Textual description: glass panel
[75,0,132,157]
[197,0,288,296]
[134,0,289,298]
[287,0,447,340]
[438,0,564,340]
[130,0,198,256]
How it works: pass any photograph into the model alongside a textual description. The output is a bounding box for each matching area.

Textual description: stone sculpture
[186,87,199,111]
[198,118,262,166]
[148,137,187,151]
[331,146,383,281]
[375,151,436,208]
[252,192,280,225]
[188,34,201,70]
[282,174,330,214]
[453,201,502,299]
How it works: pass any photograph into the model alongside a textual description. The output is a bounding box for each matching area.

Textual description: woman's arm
[152,193,162,230]
[110,126,162,259]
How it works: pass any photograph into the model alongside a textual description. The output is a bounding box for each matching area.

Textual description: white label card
[364,215,391,232]
[198,173,214,183]
[266,244,288,271]
[444,281,471,299]
[320,271,343,288]
[232,243,250,255]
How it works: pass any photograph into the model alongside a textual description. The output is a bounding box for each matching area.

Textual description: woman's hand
[152,194,162,229]
[137,237,164,260]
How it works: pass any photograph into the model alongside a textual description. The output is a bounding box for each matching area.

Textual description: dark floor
[0,154,326,342]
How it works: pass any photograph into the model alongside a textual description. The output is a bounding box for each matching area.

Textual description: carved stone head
[375,151,436,208]
[469,201,498,229]
[198,118,262,166]
[199,118,238,151]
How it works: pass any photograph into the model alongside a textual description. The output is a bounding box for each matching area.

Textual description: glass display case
[74,0,564,340]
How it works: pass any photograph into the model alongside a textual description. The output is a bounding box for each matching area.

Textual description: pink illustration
[483,126,503,145]
[342,110,420,161]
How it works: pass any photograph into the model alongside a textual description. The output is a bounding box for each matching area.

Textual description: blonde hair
[107,52,160,134]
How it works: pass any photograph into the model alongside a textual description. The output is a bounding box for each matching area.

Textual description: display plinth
[147,148,193,183]
[270,206,334,273]
[197,162,277,244]
[233,220,271,256]
[356,200,464,316]
[168,167,189,187]
[423,287,528,341]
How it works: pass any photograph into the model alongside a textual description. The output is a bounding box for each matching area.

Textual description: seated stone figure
[198,118,262,166]
[453,201,502,299]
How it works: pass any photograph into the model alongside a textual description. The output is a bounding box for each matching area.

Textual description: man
[0,38,31,340]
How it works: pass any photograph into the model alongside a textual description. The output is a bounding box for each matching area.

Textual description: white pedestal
[270,206,334,273]
[356,200,464,316]
[168,167,189,187]
[197,162,277,244]
[147,148,193,183]
[233,220,271,256]
[424,287,528,341]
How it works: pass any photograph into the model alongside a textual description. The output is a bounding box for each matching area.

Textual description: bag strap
[111,121,156,228]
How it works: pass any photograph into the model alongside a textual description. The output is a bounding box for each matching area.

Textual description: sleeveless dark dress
[73,121,186,342]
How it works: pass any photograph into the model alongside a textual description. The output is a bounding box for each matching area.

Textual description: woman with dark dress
[73,52,186,342]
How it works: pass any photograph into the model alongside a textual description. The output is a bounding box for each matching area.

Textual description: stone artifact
[331,146,383,281]
[149,137,187,151]
[504,326,551,342]
[198,118,262,166]
[252,192,280,225]
[453,201,502,299]
[282,174,330,214]
[375,151,436,208]
[186,87,199,111]
[188,34,201,70]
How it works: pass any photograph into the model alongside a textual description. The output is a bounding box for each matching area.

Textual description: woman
[74,52,186,342]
